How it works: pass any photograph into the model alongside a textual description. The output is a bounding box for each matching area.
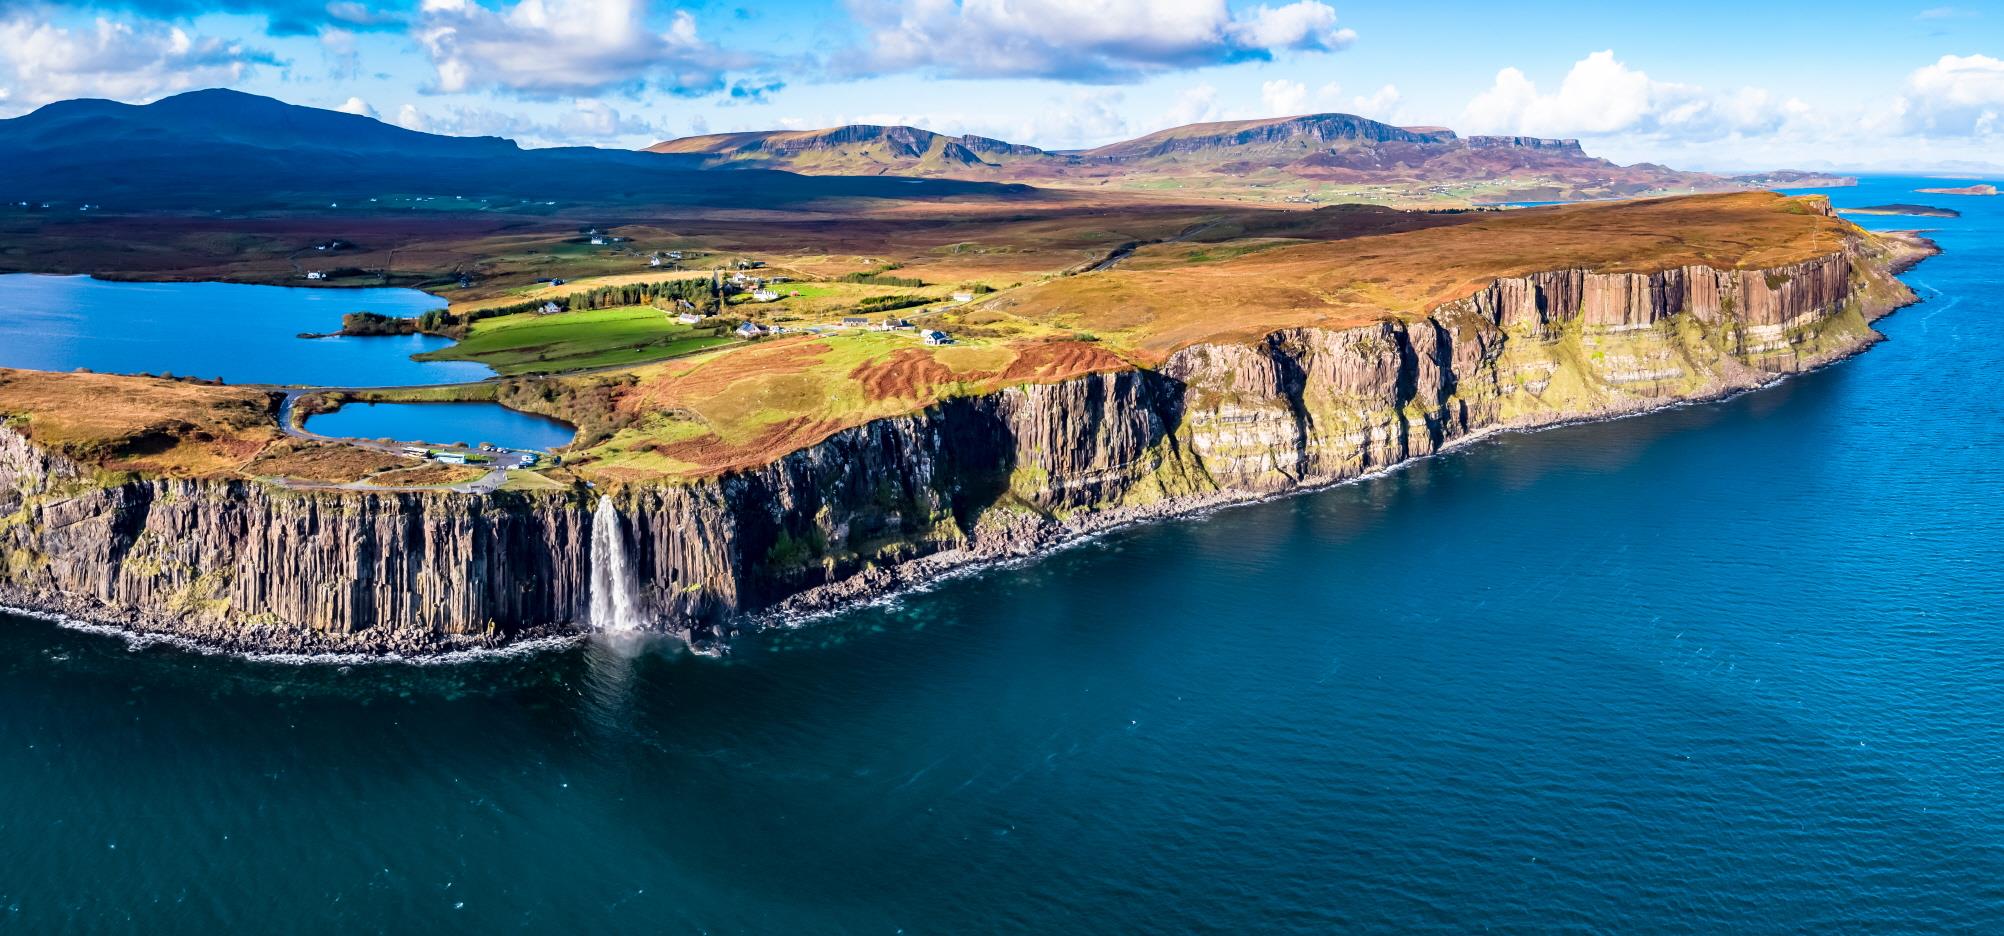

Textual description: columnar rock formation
[0,236,1933,653]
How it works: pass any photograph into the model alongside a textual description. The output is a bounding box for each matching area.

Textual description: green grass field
[415,305,733,375]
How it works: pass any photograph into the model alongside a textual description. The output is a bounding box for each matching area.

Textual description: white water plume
[589,495,644,633]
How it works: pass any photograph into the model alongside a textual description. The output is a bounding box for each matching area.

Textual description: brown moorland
[989,192,1858,360]
[0,369,279,477]
[0,191,1867,485]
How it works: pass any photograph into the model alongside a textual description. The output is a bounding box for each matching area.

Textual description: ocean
[1,177,1998,932]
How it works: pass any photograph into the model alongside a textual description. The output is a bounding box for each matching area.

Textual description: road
[274,391,535,494]
[1078,219,1225,274]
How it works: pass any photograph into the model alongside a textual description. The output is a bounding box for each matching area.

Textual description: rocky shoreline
[0,232,1939,660]
[755,342,1883,628]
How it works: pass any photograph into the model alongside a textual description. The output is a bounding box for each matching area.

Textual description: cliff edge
[0,219,1935,654]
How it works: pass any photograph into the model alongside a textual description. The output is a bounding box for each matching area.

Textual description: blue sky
[3,0,2001,171]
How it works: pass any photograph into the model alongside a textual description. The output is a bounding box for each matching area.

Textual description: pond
[0,274,493,386]
[304,401,575,451]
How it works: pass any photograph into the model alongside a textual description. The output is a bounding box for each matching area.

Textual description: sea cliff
[0,233,1935,654]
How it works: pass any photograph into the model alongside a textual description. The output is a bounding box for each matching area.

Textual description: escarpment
[0,235,1935,653]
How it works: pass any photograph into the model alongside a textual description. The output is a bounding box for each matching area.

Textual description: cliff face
[0,236,1933,653]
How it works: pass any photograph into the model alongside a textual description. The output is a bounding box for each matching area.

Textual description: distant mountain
[1728,170,1858,189]
[649,112,1739,204]
[650,124,1049,174]
[0,89,1023,212]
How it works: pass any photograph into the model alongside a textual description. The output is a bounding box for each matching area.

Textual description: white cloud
[387,98,670,147]
[335,95,376,118]
[319,26,359,79]
[1227,2,1352,50]
[742,89,1130,149]
[1461,50,1783,141]
[414,0,741,98]
[844,0,1354,82]
[1896,53,2004,135]
[1261,78,1306,116]
[555,98,669,141]
[0,15,277,114]
[1348,83,1399,120]
[1165,82,1221,126]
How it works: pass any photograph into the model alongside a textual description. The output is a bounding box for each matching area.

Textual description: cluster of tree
[840,271,926,287]
[338,312,421,337]
[854,294,932,314]
[404,277,729,338]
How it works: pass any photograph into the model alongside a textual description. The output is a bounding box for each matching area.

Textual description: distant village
[291,221,972,351]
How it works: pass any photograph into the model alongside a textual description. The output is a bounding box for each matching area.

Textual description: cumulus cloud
[1165,82,1221,125]
[1461,50,1787,141]
[744,88,1130,149]
[387,98,671,147]
[335,95,376,118]
[0,0,413,36]
[1347,82,1399,120]
[415,0,743,98]
[843,0,1355,82]
[0,15,279,114]
[1895,53,2004,135]
[1261,78,1306,116]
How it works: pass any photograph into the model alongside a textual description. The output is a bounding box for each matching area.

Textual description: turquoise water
[305,401,575,451]
[0,274,491,386]
[1,177,2000,931]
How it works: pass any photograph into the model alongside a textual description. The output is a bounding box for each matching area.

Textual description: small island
[1915,183,1999,196]
[1844,204,1962,218]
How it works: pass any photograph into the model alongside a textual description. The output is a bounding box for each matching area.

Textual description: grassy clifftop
[988,192,1861,360]
[0,192,1892,488]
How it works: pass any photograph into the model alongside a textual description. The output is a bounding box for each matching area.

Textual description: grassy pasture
[414,306,733,375]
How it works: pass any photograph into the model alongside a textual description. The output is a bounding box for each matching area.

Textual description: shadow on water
[5,174,2004,931]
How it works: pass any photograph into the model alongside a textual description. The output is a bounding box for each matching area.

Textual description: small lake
[305,401,575,451]
[0,274,493,386]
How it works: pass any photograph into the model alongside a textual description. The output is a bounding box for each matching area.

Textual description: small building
[590,236,606,245]
[735,321,766,339]
[922,329,953,346]
[751,289,780,302]
[436,452,470,465]
[676,312,703,324]
[401,447,430,459]
[540,301,561,315]
[304,270,326,280]
[877,318,912,331]
[841,316,869,327]
[951,291,975,303]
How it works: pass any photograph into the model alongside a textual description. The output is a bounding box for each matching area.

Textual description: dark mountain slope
[0,90,1030,212]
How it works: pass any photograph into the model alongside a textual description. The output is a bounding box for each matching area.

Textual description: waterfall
[589,495,643,632]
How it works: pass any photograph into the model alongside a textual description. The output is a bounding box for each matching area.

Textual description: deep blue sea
[0,275,491,386]
[0,177,1999,932]
[305,401,576,452]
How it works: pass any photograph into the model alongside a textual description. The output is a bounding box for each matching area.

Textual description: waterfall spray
[589,495,643,632]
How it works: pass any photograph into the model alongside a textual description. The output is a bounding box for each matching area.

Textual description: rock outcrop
[0,234,1935,654]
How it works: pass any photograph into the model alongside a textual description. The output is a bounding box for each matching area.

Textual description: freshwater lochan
[1,177,2001,931]
[0,274,490,386]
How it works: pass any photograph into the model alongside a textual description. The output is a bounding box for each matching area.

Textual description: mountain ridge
[0,89,1028,212]
[646,110,1738,204]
